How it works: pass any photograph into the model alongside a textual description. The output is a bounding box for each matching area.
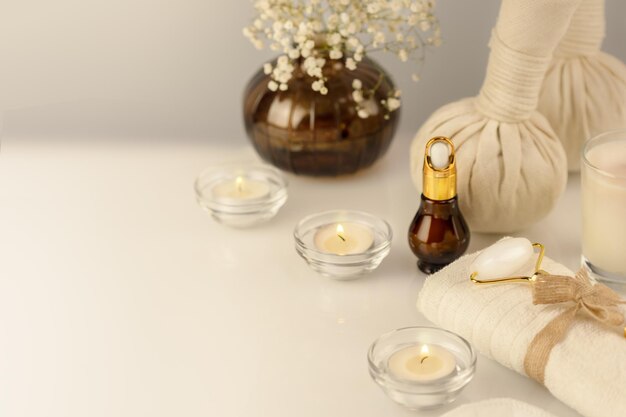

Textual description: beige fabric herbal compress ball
[410,0,579,233]
[538,0,626,172]
[410,99,567,233]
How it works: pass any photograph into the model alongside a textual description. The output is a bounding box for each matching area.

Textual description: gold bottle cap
[423,136,457,201]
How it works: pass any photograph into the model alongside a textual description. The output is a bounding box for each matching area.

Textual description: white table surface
[0,136,585,417]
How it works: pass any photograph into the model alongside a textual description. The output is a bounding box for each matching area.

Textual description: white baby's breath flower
[244,0,441,110]
[345,58,357,70]
[373,32,385,46]
[352,90,364,103]
[347,37,360,48]
[311,80,323,91]
[329,49,343,60]
[352,79,362,90]
[327,14,339,29]
[276,72,291,83]
[358,109,369,119]
[386,97,401,111]
[303,56,316,69]
[308,67,322,78]
[327,32,342,46]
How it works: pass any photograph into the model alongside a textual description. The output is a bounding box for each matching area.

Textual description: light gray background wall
[1,0,625,143]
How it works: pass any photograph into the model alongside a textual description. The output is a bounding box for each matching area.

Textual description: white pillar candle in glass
[582,130,626,284]
[387,344,456,382]
[211,176,270,202]
[314,222,374,255]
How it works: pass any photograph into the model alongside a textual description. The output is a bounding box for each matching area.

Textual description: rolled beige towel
[410,0,580,232]
[538,0,626,172]
[417,242,626,417]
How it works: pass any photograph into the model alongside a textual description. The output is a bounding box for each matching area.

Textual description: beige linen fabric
[538,0,626,172]
[410,0,578,232]
[417,242,626,417]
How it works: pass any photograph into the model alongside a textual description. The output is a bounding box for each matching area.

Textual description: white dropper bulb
[429,141,451,169]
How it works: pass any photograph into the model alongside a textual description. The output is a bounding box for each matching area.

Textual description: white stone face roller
[469,237,626,339]
[469,238,545,284]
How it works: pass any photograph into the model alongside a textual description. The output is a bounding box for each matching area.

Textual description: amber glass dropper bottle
[408,136,470,274]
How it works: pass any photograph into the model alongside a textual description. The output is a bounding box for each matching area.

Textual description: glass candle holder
[195,164,287,228]
[294,210,392,279]
[582,130,626,285]
[368,327,476,410]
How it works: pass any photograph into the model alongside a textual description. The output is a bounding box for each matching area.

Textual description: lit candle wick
[420,344,430,364]
[236,176,244,193]
[336,224,346,242]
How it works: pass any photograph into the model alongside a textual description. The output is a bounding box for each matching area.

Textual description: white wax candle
[388,344,456,382]
[314,222,374,255]
[211,176,270,202]
[582,139,626,277]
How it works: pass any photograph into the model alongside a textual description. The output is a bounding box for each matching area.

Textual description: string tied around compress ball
[475,31,552,123]
[554,0,604,58]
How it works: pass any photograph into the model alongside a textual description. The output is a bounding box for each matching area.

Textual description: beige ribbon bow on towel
[524,269,626,384]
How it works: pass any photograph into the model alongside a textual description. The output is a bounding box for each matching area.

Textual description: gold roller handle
[470,243,546,285]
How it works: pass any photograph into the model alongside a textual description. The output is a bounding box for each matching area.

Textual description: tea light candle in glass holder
[195,164,287,228]
[582,130,626,285]
[294,210,392,279]
[368,327,476,410]
[387,344,456,382]
[211,176,270,202]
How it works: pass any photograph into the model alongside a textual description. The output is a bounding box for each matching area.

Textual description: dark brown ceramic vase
[243,53,399,176]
